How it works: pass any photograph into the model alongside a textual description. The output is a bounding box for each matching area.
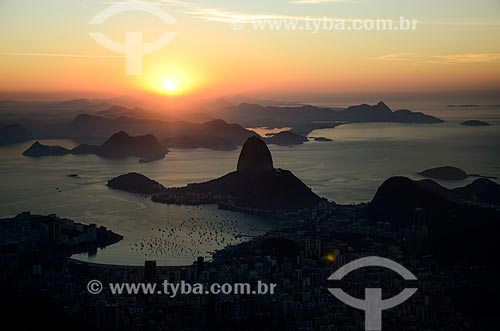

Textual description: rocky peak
[376,101,391,112]
[237,136,274,173]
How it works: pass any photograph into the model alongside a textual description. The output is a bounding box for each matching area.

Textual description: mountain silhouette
[97,131,167,161]
[70,115,256,149]
[368,176,500,261]
[237,136,274,173]
[152,136,323,210]
[0,124,32,146]
[23,131,168,163]
[451,178,500,205]
[209,101,443,128]
[369,176,500,231]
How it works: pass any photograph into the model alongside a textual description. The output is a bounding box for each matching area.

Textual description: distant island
[23,141,70,156]
[337,102,444,124]
[209,101,444,130]
[264,131,308,146]
[419,166,497,180]
[108,172,166,194]
[447,104,479,108]
[460,120,490,126]
[418,166,469,180]
[23,131,168,163]
[313,137,333,142]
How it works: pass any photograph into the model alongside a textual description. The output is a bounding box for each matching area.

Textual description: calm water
[1,114,499,265]
[0,143,277,266]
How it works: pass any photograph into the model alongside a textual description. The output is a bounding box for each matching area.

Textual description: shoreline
[66,257,191,269]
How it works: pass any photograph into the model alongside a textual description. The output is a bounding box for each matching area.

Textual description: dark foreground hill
[369,176,500,228]
[368,176,500,260]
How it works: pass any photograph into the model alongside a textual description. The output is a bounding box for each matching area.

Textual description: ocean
[1,111,499,265]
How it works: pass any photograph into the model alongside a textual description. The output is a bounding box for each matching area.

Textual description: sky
[0,0,499,105]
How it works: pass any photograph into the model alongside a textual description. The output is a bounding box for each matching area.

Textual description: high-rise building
[197,256,205,278]
[304,239,321,259]
[413,208,428,239]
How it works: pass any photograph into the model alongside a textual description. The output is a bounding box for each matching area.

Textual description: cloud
[155,0,500,28]
[370,53,500,64]
[443,53,500,63]
[155,0,359,23]
[291,0,358,4]
[0,51,124,58]
[421,20,500,27]
[186,8,324,23]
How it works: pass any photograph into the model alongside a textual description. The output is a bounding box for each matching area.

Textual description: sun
[142,67,199,96]
[162,79,179,94]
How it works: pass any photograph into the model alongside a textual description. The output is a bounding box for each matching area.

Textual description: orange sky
[0,0,499,104]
